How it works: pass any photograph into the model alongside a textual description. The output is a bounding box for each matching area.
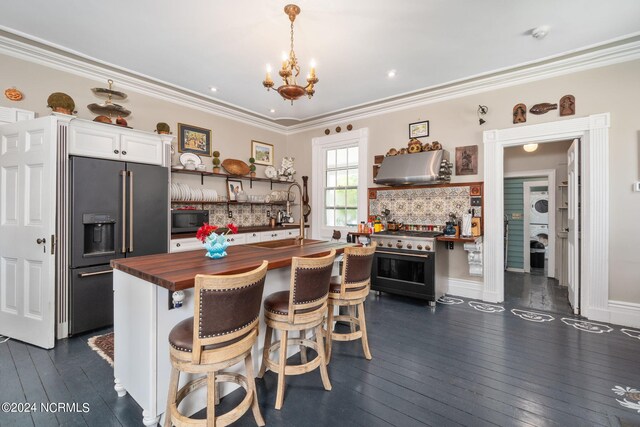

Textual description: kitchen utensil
[221,159,250,176]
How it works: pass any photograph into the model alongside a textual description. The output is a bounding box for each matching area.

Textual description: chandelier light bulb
[266,64,272,73]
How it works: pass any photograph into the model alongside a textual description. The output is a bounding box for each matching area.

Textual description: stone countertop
[111,240,350,292]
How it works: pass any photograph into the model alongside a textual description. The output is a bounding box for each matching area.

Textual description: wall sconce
[523,144,539,152]
[477,105,488,125]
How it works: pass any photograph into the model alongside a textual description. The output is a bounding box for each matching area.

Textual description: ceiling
[2,1,640,126]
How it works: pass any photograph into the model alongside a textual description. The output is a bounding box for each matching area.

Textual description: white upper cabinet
[68,120,165,165]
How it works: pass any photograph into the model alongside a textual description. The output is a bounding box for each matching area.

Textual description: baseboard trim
[446,278,483,300]
[607,300,640,329]
[506,267,525,273]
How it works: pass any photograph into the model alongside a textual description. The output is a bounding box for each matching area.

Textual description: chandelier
[263,4,318,104]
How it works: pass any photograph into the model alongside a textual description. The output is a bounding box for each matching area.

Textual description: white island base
[113,266,311,426]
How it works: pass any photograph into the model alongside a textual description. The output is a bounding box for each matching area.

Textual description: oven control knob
[406,243,412,249]
[378,241,384,246]
[396,243,403,249]
[417,244,423,250]
[387,243,393,248]
[425,245,431,251]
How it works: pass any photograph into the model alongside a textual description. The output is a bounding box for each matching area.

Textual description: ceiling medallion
[263,4,318,104]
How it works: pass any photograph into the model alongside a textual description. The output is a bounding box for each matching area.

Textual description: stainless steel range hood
[374,150,451,186]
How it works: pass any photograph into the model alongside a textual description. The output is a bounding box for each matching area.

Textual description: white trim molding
[483,114,610,324]
[310,128,369,240]
[446,278,484,301]
[608,300,640,329]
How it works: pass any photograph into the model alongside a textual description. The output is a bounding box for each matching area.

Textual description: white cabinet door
[260,230,285,241]
[69,122,120,160]
[169,237,201,253]
[226,234,246,246]
[0,117,57,349]
[284,228,306,239]
[245,232,261,243]
[121,133,163,165]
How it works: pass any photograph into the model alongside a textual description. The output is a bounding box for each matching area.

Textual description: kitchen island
[110,240,349,426]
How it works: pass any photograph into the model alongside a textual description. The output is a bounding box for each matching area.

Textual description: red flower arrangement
[196,222,238,243]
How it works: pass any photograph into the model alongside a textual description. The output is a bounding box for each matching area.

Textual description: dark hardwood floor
[2,293,640,426]
[504,269,573,315]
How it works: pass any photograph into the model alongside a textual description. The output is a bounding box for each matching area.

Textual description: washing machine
[530,191,549,224]
[530,223,549,256]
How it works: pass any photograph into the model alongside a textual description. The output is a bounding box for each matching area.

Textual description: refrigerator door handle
[121,170,127,253]
[128,170,134,253]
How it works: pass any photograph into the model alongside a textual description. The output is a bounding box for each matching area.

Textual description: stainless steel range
[370,230,447,305]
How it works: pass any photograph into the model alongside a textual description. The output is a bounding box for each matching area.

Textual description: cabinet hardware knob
[114,149,119,154]
[122,151,127,155]
[176,243,181,247]
[37,237,46,244]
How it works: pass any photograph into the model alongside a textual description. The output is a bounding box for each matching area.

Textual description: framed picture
[227,179,244,202]
[178,123,212,157]
[251,140,274,166]
[409,120,429,139]
[455,145,478,175]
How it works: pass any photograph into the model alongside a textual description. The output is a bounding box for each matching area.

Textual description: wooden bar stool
[164,261,268,427]
[325,243,376,363]
[257,249,336,410]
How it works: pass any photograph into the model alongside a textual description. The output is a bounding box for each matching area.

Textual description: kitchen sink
[246,238,323,249]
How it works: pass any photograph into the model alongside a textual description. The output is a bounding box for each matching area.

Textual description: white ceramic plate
[265,166,277,179]
[180,153,202,167]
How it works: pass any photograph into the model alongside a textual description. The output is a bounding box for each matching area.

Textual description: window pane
[348,147,358,166]
[335,189,346,207]
[347,169,358,186]
[326,170,336,187]
[326,149,336,169]
[346,209,357,226]
[336,170,348,187]
[325,209,335,226]
[346,189,358,207]
[325,190,335,207]
[335,209,347,226]
[336,148,348,168]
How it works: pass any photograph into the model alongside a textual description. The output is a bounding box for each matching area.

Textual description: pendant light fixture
[263,4,318,104]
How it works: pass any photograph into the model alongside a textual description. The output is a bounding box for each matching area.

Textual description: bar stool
[257,249,336,410]
[325,243,377,363]
[164,261,268,427]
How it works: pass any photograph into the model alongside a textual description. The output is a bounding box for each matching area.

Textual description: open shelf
[171,167,295,188]
[171,201,294,206]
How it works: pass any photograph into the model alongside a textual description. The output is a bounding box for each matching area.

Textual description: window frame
[311,128,369,240]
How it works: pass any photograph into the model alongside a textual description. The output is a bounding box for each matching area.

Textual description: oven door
[371,250,435,300]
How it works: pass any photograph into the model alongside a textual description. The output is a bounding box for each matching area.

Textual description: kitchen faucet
[287,182,304,245]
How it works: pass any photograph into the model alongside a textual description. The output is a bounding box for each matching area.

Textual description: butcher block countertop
[111,240,351,291]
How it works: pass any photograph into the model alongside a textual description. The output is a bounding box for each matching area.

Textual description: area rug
[88,332,114,366]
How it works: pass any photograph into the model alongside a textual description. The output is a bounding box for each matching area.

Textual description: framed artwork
[409,120,429,138]
[178,123,212,156]
[227,179,244,202]
[251,140,274,166]
[455,145,478,175]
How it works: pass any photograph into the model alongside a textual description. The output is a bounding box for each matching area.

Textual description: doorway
[482,114,610,322]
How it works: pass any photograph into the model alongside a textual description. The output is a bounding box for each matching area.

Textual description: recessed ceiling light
[210,87,218,92]
[270,108,276,113]
[387,70,396,78]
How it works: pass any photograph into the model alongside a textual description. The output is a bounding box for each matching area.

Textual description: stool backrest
[192,260,268,364]
[288,249,336,324]
[339,243,377,298]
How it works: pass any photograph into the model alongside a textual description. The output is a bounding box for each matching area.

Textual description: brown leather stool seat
[325,243,377,363]
[164,261,268,427]
[257,250,336,410]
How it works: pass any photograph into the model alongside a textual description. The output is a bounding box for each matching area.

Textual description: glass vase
[203,234,230,259]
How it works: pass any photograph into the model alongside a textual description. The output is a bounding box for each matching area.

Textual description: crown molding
[285,36,640,134]
[1,28,639,137]
[0,29,288,134]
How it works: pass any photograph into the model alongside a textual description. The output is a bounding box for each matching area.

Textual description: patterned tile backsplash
[173,204,271,227]
[369,186,481,225]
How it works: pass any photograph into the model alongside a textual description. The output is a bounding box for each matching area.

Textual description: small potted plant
[249,157,257,177]
[212,151,221,173]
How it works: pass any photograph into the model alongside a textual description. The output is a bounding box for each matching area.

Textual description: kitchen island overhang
[110,240,351,426]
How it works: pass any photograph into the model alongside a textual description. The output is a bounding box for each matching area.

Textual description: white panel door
[0,117,57,349]
[567,139,580,314]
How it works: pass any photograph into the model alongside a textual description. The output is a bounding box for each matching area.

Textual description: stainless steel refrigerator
[69,156,168,334]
